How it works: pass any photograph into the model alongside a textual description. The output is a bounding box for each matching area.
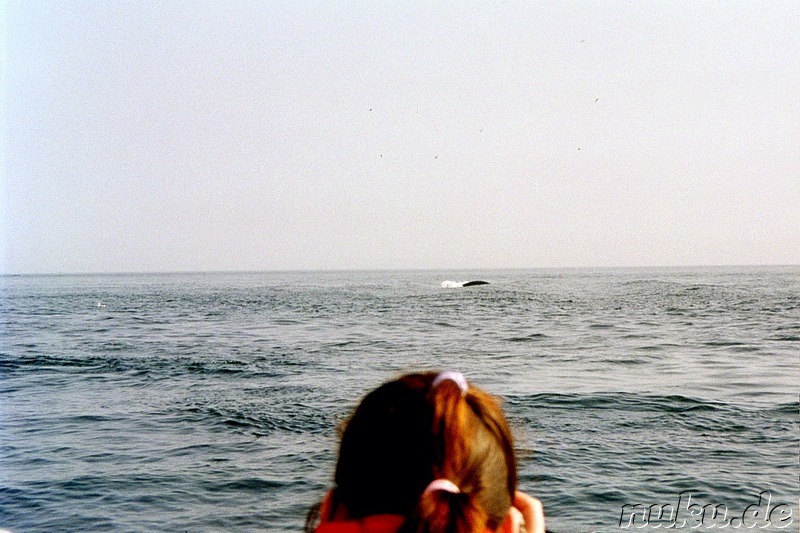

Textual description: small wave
[180,399,335,436]
[585,488,628,502]
[769,335,800,342]
[636,344,665,351]
[327,340,359,348]
[184,360,250,375]
[770,401,800,415]
[508,392,728,413]
[214,478,288,492]
[703,340,746,347]
[1,353,114,371]
[730,345,760,353]
[68,414,115,423]
[596,357,648,365]
[507,333,548,342]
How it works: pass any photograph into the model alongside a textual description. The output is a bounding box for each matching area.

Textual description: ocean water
[0,267,797,532]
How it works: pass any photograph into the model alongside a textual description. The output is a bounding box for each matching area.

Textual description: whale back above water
[441,280,490,288]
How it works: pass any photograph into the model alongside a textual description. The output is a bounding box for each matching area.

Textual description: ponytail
[400,372,503,533]
[405,485,487,533]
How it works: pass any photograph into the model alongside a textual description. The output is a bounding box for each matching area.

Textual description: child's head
[324,371,517,532]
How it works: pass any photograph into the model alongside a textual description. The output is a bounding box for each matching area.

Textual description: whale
[441,280,490,288]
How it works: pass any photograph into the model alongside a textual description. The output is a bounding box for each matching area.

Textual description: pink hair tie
[432,370,468,394]
[423,479,461,495]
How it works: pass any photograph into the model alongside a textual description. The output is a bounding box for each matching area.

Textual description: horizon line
[2,263,798,277]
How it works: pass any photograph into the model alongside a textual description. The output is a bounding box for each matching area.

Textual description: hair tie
[432,371,468,394]
[423,479,461,495]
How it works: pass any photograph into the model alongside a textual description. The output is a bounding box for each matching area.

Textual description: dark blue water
[1,267,797,532]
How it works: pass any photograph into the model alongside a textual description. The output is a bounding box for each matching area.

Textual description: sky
[2,1,798,274]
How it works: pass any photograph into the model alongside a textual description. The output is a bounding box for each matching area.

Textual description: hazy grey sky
[3,1,798,274]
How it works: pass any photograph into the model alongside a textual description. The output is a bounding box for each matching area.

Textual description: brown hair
[307,371,517,533]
